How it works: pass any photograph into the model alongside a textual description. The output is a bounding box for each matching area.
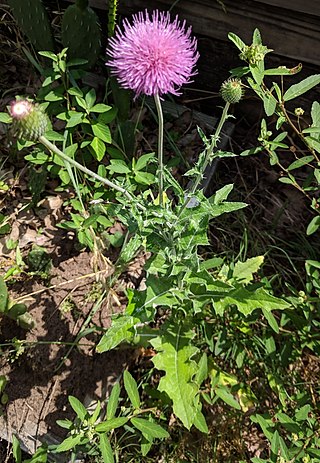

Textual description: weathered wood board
[75,0,320,67]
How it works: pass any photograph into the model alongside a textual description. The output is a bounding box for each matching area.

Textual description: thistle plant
[3,10,293,440]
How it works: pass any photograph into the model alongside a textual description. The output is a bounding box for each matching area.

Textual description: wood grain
[76,0,320,66]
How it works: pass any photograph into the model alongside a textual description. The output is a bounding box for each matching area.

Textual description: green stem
[179,102,230,215]
[39,135,144,209]
[154,94,164,207]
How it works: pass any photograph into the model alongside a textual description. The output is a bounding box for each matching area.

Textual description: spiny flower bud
[10,99,49,141]
[220,78,244,104]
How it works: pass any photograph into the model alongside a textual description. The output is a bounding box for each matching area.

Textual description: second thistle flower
[106,10,199,97]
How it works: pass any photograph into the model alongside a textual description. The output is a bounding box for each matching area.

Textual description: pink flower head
[106,10,199,97]
[10,99,33,120]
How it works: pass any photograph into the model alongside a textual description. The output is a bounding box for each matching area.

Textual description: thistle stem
[179,102,230,215]
[38,136,144,209]
[154,94,164,207]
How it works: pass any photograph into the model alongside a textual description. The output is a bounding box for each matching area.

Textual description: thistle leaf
[151,322,200,429]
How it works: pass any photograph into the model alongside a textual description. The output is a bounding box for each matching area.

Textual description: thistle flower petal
[106,10,199,97]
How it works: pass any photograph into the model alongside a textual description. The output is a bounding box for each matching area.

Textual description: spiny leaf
[151,322,200,429]
[232,256,264,284]
[214,287,290,316]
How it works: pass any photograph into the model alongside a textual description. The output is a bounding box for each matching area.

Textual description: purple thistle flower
[106,10,199,97]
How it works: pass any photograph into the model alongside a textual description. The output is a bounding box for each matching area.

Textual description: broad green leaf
[250,414,274,440]
[135,275,178,311]
[262,308,279,334]
[141,437,152,457]
[311,101,320,128]
[208,201,247,218]
[193,410,209,434]
[301,127,320,134]
[90,137,106,161]
[215,386,241,410]
[107,382,120,420]
[89,401,101,424]
[99,434,114,463]
[240,146,264,156]
[151,322,200,430]
[90,103,112,113]
[54,434,84,452]
[134,152,155,171]
[134,172,155,185]
[44,130,65,141]
[271,429,280,455]
[252,28,262,45]
[214,287,289,316]
[38,51,57,61]
[228,32,245,51]
[213,184,233,204]
[67,58,88,67]
[250,62,264,85]
[98,107,118,124]
[75,96,87,111]
[65,111,84,128]
[12,435,21,463]
[23,446,47,463]
[85,88,96,109]
[295,404,311,421]
[233,256,264,284]
[56,419,73,429]
[95,417,128,433]
[264,64,302,76]
[200,257,224,270]
[0,112,12,123]
[287,155,314,171]
[124,370,140,409]
[283,75,320,101]
[194,353,208,386]
[64,143,78,159]
[131,417,169,439]
[67,87,83,97]
[0,276,8,313]
[306,135,320,154]
[263,93,277,116]
[306,215,320,235]
[68,396,87,420]
[278,177,294,185]
[107,159,131,174]
[92,122,112,143]
[96,315,138,352]
[44,89,64,102]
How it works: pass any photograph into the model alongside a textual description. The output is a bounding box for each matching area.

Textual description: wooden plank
[253,0,320,16]
[83,0,320,67]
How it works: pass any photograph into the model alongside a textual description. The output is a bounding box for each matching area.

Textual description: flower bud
[294,107,304,117]
[10,99,49,141]
[220,78,243,104]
